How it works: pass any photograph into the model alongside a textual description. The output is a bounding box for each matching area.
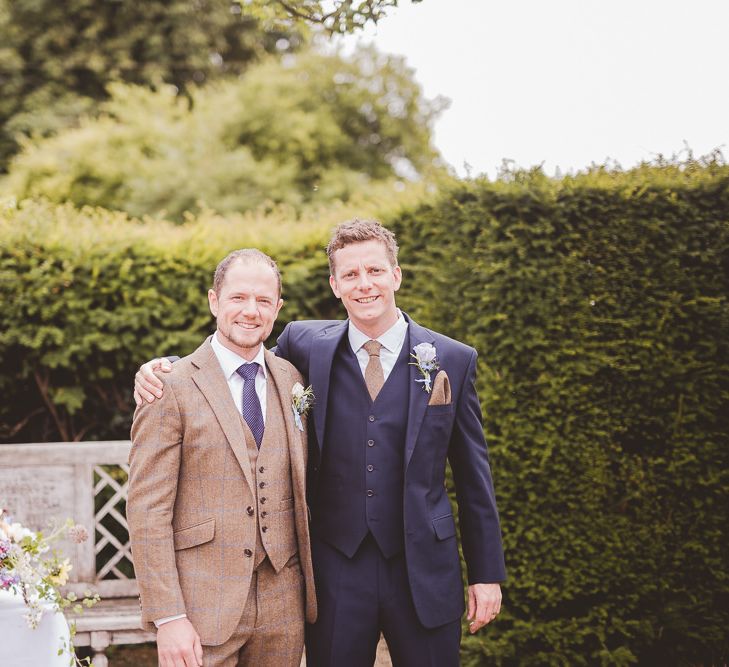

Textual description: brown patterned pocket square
[428,370,451,406]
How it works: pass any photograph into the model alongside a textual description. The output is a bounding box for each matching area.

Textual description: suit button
[259,466,265,473]
[261,511,268,518]
[260,497,266,504]
[366,490,374,497]
[368,415,375,422]
[259,481,266,489]
[367,439,374,447]
[262,526,268,533]
[367,465,374,472]
[246,506,254,516]
[244,548,253,557]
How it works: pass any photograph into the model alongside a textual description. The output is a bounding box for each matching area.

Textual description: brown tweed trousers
[127,337,317,651]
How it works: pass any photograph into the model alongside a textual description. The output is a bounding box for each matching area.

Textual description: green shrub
[389,160,729,665]
[0,187,431,441]
[1,47,444,220]
[1,157,726,664]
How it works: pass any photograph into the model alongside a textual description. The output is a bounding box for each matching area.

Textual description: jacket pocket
[173,518,215,551]
[432,513,457,541]
[424,403,453,417]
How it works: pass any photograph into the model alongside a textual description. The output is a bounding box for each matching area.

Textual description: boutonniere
[291,382,315,431]
[410,342,439,393]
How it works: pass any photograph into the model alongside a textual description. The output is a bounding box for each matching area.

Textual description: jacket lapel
[403,315,436,470]
[308,320,349,453]
[264,349,307,502]
[189,337,256,495]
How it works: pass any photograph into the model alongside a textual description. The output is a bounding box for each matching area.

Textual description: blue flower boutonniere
[291,382,314,431]
[410,342,439,393]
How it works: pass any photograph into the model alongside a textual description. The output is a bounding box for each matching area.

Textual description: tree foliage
[2,47,444,220]
[0,0,423,169]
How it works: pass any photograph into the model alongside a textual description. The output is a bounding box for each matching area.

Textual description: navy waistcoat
[311,336,410,558]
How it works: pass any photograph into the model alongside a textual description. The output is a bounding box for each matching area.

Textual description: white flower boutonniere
[410,342,439,393]
[291,382,315,431]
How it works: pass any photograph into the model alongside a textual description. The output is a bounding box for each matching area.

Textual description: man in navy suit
[135,219,505,666]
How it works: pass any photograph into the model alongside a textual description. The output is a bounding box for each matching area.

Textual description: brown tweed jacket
[127,338,317,646]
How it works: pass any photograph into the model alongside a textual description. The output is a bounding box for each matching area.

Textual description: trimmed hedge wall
[1,161,727,664]
[0,201,336,442]
[389,163,729,665]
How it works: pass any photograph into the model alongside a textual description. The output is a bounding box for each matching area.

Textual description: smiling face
[329,239,402,338]
[208,258,283,360]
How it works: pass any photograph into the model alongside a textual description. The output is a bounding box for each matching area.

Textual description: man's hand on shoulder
[467,582,502,633]
[134,357,173,406]
[156,617,203,667]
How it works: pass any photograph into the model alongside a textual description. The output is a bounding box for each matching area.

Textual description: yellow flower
[48,559,72,586]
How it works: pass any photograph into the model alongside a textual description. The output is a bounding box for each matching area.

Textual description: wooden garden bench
[0,440,153,667]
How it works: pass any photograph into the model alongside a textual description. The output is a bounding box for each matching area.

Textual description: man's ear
[208,289,219,317]
[275,298,284,318]
[329,275,341,299]
[393,265,402,292]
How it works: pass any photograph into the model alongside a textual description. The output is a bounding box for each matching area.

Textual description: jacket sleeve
[448,349,507,584]
[127,377,187,623]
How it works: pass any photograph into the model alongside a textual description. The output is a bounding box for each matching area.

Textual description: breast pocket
[424,404,454,418]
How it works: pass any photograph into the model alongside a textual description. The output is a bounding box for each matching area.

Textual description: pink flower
[68,524,89,544]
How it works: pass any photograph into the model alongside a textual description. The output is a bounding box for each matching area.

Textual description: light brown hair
[212,249,281,296]
[326,218,399,274]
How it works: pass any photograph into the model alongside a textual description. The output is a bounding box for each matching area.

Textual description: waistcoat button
[262,526,268,533]
[259,466,265,473]
[367,465,374,472]
[244,548,253,557]
[367,439,374,447]
[246,506,254,516]
[368,415,375,422]
[366,489,374,497]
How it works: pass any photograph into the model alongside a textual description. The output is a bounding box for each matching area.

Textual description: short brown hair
[212,249,281,296]
[326,218,399,274]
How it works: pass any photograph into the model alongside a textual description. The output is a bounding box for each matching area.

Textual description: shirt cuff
[154,613,187,628]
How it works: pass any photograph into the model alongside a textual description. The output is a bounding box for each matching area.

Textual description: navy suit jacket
[275,313,505,628]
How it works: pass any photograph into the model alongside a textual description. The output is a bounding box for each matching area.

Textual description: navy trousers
[305,534,461,667]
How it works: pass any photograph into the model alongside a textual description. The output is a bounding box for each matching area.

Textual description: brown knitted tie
[363,340,385,401]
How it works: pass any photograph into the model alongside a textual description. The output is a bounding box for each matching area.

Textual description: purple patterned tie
[236,363,264,448]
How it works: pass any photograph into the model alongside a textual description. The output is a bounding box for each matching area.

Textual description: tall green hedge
[1,160,727,664]
[389,162,729,665]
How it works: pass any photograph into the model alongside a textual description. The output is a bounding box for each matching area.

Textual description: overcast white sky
[336,0,729,178]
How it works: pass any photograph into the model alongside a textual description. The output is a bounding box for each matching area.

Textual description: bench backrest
[0,441,137,598]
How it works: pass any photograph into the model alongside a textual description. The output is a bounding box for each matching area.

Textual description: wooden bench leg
[90,630,110,667]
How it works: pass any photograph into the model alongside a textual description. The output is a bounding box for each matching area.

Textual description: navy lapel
[309,320,349,452]
[403,315,436,470]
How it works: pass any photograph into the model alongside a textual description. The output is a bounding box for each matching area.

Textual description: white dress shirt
[348,310,409,382]
[210,331,268,420]
[154,333,267,628]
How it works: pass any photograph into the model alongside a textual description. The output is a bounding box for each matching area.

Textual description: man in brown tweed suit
[127,249,316,667]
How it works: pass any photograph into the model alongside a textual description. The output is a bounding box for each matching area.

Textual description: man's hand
[134,358,172,406]
[467,582,502,633]
[156,617,203,667]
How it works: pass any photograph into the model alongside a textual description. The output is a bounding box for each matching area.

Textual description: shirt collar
[348,309,408,354]
[211,331,267,379]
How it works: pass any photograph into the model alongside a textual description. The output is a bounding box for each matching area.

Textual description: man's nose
[356,272,373,289]
[240,297,258,315]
